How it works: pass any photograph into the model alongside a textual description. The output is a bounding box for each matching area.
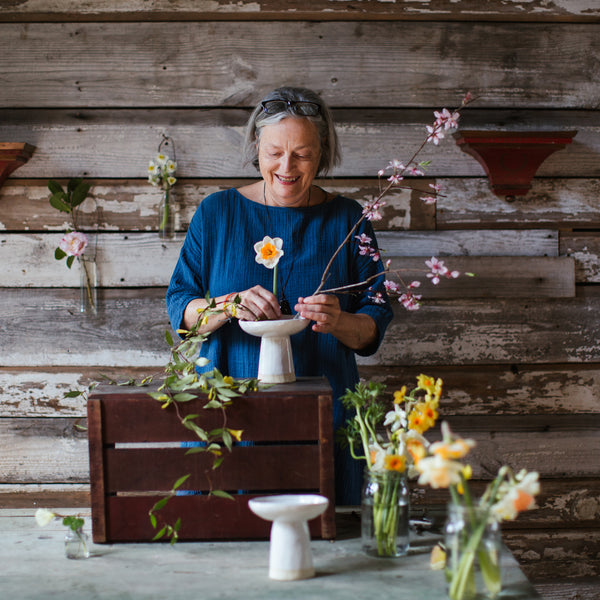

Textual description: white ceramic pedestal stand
[238,316,309,384]
[248,494,329,581]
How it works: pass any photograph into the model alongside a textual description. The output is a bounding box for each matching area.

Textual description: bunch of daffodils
[340,374,443,477]
[148,152,177,190]
[418,422,540,600]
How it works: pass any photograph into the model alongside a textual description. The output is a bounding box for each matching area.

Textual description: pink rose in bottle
[59,231,89,257]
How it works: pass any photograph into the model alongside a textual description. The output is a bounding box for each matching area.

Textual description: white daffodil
[416,455,463,489]
[383,404,407,432]
[491,470,540,521]
[35,508,56,527]
[156,153,168,166]
[166,160,177,174]
[166,176,177,187]
[254,236,284,269]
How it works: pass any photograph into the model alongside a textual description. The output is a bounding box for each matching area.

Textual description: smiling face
[257,117,322,207]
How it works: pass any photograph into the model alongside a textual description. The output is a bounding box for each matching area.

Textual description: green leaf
[66,255,75,269]
[49,191,71,213]
[173,392,197,403]
[64,390,83,398]
[150,497,169,513]
[152,526,167,541]
[54,247,67,260]
[67,178,83,193]
[149,513,157,529]
[70,181,92,207]
[172,474,191,490]
[211,490,234,500]
[48,179,64,195]
[164,329,174,347]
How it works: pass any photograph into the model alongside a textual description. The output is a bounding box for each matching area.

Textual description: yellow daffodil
[416,455,463,489]
[430,543,446,570]
[384,454,406,473]
[393,386,406,404]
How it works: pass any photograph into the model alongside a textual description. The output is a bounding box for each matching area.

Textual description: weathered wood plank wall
[1,1,599,592]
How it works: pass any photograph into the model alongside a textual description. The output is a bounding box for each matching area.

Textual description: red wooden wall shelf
[453,130,577,200]
[0,143,35,188]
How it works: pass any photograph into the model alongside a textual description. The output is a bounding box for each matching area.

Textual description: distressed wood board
[1,109,598,179]
[1,22,599,108]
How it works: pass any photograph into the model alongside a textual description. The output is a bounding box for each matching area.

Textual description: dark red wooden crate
[87,378,336,542]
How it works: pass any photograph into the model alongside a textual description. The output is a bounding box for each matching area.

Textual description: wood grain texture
[0,178,421,233]
[1,22,599,108]
[1,0,599,22]
[1,109,598,179]
[0,231,565,287]
[4,287,600,368]
[4,363,600,418]
[3,414,598,482]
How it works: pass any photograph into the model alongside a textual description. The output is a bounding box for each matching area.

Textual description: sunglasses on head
[260,99,321,117]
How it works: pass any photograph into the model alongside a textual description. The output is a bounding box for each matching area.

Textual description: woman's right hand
[234,285,282,321]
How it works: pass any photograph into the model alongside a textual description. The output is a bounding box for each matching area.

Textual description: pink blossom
[408,167,425,176]
[408,280,421,289]
[370,292,386,304]
[355,233,372,245]
[426,125,445,145]
[388,174,404,184]
[363,200,386,221]
[59,231,88,257]
[399,292,422,311]
[420,195,437,204]
[384,280,401,293]
[462,91,473,105]
[430,183,442,193]
[426,257,449,285]
[434,108,460,130]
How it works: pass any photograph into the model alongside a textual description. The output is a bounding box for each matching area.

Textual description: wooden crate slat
[93,388,321,443]
[104,445,320,492]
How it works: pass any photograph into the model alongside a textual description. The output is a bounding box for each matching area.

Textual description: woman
[167,87,393,504]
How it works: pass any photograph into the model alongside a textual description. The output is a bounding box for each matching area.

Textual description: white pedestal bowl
[248,494,329,581]
[238,316,309,384]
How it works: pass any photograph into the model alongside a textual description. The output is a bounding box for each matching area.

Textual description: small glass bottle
[445,504,502,600]
[361,468,410,558]
[158,188,176,239]
[79,256,97,314]
[64,527,90,559]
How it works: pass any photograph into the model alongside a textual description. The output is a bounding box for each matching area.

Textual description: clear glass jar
[64,527,90,559]
[79,256,97,314]
[445,504,502,600]
[158,188,176,239]
[361,469,409,557]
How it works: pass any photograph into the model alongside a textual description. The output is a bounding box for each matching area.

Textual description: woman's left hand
[295,294,341,334]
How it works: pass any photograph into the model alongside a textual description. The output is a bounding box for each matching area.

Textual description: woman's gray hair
[243,87,341,176]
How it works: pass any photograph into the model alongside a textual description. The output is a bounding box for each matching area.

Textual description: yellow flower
[254,236,284,269]
[384,454,406,472]
[416,455,463,489]
[456,464,472,495]
[417,374,436,394]
[393,386,406,404]
[227,428,243,442]
[406,438,427,464]
[430,543,446,570]
[430,436,475,460]
[223,376,234,386]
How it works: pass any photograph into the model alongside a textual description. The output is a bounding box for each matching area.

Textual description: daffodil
[254,236,284,297]
[35,508,56,527]
[416,454,464,489]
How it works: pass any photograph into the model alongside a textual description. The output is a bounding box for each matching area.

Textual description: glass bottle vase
[79,256,97,314]
[64,527,90,559]
[445,504,502,600]
[361,468,410,558]
[158,188,175,239]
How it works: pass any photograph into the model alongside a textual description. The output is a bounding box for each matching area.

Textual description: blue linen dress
[166,189,393,504]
